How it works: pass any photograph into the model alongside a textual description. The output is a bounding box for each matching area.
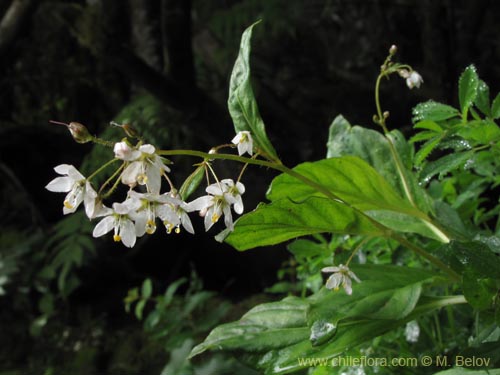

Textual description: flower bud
[389,45,397,55]
[49,120,92,144]
[110,121,140,138]
[68,122,93,143]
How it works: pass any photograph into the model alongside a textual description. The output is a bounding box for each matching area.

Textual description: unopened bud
[50,120,92,144]
[389,45,397,55]
[383,111,390,119]
[110,121,139,138]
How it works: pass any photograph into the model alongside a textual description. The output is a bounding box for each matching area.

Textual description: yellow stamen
[164,221,173,234]
[63,200,74,209]
[211,213,220,223]
[146,219,156,234]
[175,226,181,234]
[137,173,148,185]
[113,234,121,242]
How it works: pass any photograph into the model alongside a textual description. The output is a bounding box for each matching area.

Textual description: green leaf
[475,80,491,116]
[491,92,500,119]
[226,197,383,250]
[190,265,450,374]
[267,157,420,216]
[444,240,500,279]
[420,151,473,183]
[228,21,278,161]
[459,65,479,114]
[141,278,153,299]
[412,101,460,122]
[414,120,444,132]
[326,115,433,214]
[135,299,147,320]
[462,270,496,310]
[287,239,329,260]
[457,120,500,144]
[179,165,205,200]
[414,135,443,166]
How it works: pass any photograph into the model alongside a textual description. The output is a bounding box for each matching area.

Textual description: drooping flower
[187,179,245,231]
[114,142,171,194]
[398,69,423,89]
[406,71,423,89]
[321,264,361,295]
[45,164,98,217]
[92,200,141,248]
[231,131,254,156]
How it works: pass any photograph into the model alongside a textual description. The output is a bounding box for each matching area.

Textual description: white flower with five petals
[114,142,171,194]
[321,264,361,295]
[231,131,253,156]
[187,179,245,231]
[45,164,99,218]
[92,199,141,248]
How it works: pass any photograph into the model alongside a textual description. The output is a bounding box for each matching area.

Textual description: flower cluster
[46,128,254,247]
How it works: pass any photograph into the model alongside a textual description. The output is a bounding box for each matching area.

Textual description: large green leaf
[190,265,452,375]
[225,197,383,250]
[326,115,433,214]
[262,156,445,240]
[267,156,419,215]
[228,21,278,161]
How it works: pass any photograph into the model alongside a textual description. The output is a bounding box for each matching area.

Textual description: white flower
[45,164,98,218]
[405,71,423,89]
[231,131,253,156]
[113,141,140,161]
[187,179,245,232]
[92,200,141,248]
[321,264,361,295]
[127,191,194,236]
[115,142,171,194]
[220,179,245,214]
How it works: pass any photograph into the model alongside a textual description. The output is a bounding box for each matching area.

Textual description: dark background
[1,0,499,373]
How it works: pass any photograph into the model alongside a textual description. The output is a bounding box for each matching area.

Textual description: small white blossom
[398,69,423,89]
[231,131,254,156]
[322,264,361,295]
[115,142,171,194]
[45,164,98,218]
[92,200,141,248]
[187,179,245,231]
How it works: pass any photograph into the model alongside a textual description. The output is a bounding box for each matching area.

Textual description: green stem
[157,149,459,280]
[87,158,120,181]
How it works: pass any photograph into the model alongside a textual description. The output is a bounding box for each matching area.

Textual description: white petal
[206,184,224,195]
[120,219,136,247]
[223,205,234,231]
[45,176,73,192]
[180,212,194,234]
[186,196,213,212]
[146,164,162,194]
[139,144,156,154]
[343,277,353,295]
[233,195,244,214]
[231,132,242,145]
[66,166,85,181]
[113,202,132,215]
[325,273,342,290]
[321,266,340,273]
[132,211,147,237]
[93,216,115,237]
[121,162,142,186]
[235,181,245,194]
[54,164,73,175]
[204,207,216,231]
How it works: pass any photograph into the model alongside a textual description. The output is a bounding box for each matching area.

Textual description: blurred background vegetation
[1,0,500,374]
